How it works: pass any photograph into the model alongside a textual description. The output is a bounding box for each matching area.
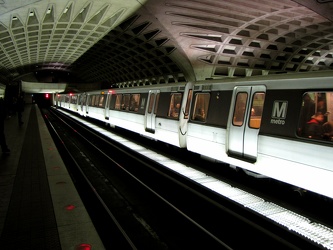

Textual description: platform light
[76,243,92,250]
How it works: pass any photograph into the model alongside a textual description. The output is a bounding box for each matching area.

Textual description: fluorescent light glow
[56,108,333,249]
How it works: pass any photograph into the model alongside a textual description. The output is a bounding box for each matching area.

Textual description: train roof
[58,70,333,96]
[195,70,333,90]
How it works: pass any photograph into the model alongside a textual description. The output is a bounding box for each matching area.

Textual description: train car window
[298,92,333,141]
[90,95,94,106]
[99,94,106,108]
[115,94,122,110]
[80,95,86,106]
[86,95,90,106]
[140,97,146,112]
[154,93,160,114]
[71,95,77,104]
[78,95,82,105]
[168,93,182,118]
[122,94,130,111]
[191,93,210,122]
[130,94,140,112]
[94,95,100,106]
[249,92,265,129]
[107,94,112,109]
[90,95,95,107]
[233,92,248,126]
[148,94,155,114]
[65,95,69,103]
[184,89,193,119]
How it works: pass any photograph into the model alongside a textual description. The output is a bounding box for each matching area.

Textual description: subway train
[55,71,333,199]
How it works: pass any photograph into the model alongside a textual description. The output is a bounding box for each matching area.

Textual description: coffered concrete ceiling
[1,0,333,88]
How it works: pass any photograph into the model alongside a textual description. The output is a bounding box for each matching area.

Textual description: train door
[226,86,266,162]
[80,94,85,113]
[105,93,112,119]
[178,82,193,147]
[81,94,88,116]
[55,93,59,107]
[145,90,160,133]
[85,95,90,115]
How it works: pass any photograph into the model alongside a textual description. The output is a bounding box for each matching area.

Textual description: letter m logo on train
[271,101,288,119]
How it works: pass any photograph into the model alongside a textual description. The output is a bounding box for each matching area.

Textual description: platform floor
[0,104,104,250]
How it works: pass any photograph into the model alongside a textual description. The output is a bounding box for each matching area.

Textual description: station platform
[0,104,105,250]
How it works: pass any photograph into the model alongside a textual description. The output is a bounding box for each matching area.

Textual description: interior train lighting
[56,108,333,249]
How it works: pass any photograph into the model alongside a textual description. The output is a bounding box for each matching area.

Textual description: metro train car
[56,92,78,112]
[62,83,193,148]
[55,71,333,199]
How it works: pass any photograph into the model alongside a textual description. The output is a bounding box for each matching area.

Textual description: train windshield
[298,92,333,141]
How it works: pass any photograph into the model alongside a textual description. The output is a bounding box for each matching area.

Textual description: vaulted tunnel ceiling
[1,0,333,89]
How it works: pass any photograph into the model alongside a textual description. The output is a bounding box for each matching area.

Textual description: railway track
[42,107,328,249]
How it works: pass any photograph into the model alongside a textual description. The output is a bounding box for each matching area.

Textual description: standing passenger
[0,97,10,154]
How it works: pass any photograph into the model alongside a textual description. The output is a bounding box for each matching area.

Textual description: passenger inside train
[194,108,206,121]
[304,112,325,139]
[299,92,333,140]
[129,94,140,112]
[115,94,122,110]
[191,93,210,122]
[168,93,182,118]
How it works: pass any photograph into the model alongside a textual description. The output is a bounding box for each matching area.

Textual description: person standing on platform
[0,97,10,154]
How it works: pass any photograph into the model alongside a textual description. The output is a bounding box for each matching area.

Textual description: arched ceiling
[1,0,333,88]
